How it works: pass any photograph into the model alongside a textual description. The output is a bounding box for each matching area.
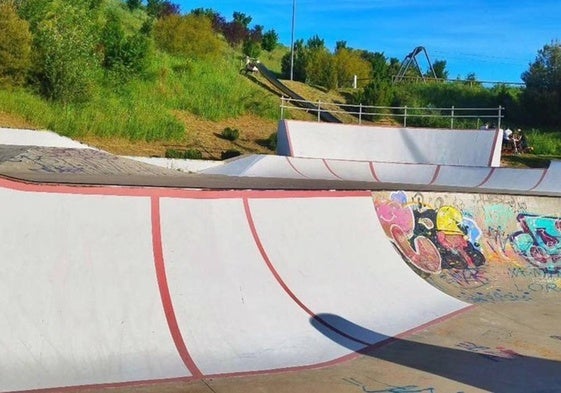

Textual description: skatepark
[1,121,561,393]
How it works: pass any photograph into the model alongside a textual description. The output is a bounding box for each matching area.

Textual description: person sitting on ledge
[502,127,513,151]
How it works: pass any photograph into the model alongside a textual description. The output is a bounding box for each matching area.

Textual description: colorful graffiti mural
[373,190,561,303]
[375,191,485,275]
[509,213,561,272]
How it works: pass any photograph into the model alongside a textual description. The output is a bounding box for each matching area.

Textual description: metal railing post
[317,100,321,122]
[451,105,455,129]
[404,106,407,127]
[280,96,285,119]
[497,106,502,130]
[359,103,362,125]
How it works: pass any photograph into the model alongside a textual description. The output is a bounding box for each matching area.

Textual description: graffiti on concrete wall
[374,191,485,275]
[509,213,561,272]
[373,190,561,302]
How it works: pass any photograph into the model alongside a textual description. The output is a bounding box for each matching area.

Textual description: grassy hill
[0,42,361,159]
[0,1,556,168]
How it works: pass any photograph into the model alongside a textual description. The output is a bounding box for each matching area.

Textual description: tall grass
[153,55,278,121]
[0,50,280,142]
[527,129,561,155]
[0,85,185,141]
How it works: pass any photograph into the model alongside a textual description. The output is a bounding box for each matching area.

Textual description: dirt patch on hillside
[0,112,37,130]
[173,112,278,159]
[79,112,278,159]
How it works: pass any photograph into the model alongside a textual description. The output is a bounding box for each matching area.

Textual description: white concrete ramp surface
[0,180,467,392]
[3,126,561,392]
[276,120,503,167]
[202,155,561,195]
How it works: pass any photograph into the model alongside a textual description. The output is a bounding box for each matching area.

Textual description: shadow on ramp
[311,313,561,393]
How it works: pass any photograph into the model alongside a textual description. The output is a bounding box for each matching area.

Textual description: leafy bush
[221,126,240,141]
[33,1,101,103]
[0,2,32,85]
[101,12,150,77]
[164,148,203,159]
[526,130,561,155]
[154,14,223,59]
[165,148,185,158]
[184,148,203,159]
[221,149,241,160]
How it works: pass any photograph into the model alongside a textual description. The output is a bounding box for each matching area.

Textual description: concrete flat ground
[77,299,561,393]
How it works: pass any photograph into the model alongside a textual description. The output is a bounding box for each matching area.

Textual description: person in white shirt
[503,128,513,150]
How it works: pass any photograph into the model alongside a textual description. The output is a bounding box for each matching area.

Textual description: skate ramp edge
[1,178,560,392]
[276,120,502,167]
[201,155,561,196]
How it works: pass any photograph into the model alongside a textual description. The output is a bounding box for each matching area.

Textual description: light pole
[290,0,295,81]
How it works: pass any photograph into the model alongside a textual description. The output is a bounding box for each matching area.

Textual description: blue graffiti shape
[363,385,435,393]
[343,378,437,393]
[509,213,561,271]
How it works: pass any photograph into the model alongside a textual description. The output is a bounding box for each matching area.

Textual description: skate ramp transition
[2,175,561,392]
[276,120,503,167]
[2,127,561,392]
[202,154,561,196]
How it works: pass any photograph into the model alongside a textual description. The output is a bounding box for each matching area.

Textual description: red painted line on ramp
[429,165,441,185]
[242,196,371,347]
[475,168,495,188]
[151,196,202,379]
[528,168,549,191]
[368,162,381,182]
[322,159,344,179]
[285,157,311,178]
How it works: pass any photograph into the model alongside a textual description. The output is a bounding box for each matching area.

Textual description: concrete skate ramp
[202,155,561,196]
[276,120,503,167]
[0,179,467,392]
[0,127,93,149]
[3,174,561,392]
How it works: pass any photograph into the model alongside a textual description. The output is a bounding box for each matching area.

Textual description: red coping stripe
[242,196,371,347]
[151,196,203,379]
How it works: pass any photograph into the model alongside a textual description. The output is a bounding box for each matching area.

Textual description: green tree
[306,48,336,90]
[154,13,223,59]
[232,11,251,28]
[147,0,180,18]
[101,12,150,76]
[522,41,561,127]
[261,29,278,52]
[281,39,306,81]
[242,40,261,59]
[431,59,448,80]
[334,47,372,88]
[33,1,101,102]
[0,1,32,85]
[126,0,142,11]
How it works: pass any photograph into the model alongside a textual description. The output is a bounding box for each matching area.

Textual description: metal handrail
[280,96,504,129]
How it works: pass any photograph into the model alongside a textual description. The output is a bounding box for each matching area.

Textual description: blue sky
[174,0,561,84]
